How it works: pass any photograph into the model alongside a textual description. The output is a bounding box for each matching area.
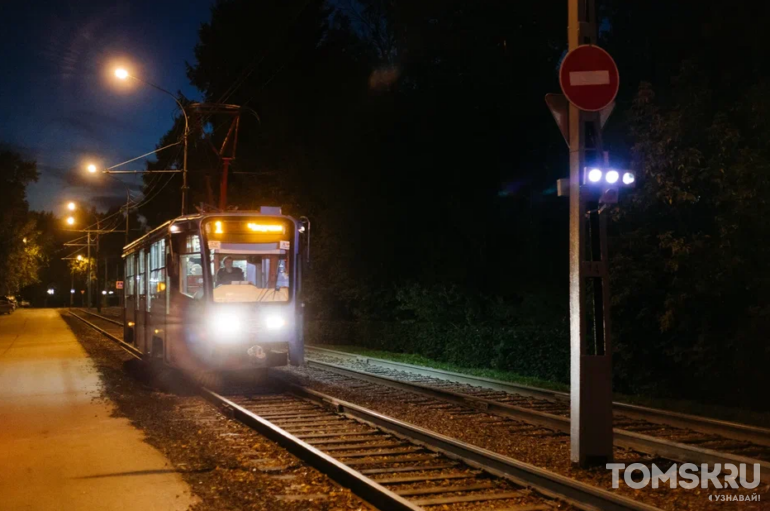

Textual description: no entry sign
[559,45,619,112]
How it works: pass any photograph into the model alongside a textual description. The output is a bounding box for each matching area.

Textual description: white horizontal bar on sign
[569,70,610,86]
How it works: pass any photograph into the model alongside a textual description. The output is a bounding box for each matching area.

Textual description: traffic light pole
[567,0,613,466]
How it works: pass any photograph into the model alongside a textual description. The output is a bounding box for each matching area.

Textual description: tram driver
[216,256,244,286]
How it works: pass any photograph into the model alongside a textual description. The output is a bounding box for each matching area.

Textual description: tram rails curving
[67,308,663,511]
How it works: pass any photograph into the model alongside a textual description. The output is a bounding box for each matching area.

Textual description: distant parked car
[0,298,14,315]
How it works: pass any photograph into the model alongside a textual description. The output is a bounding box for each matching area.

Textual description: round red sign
[559,45,619,112]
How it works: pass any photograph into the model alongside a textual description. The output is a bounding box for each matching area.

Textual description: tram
[122,207,308,376]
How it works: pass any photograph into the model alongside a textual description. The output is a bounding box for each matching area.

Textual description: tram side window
[181,235,203,299]
[148,239,166,311]
[137,248,146,310]
[125,254,135,298]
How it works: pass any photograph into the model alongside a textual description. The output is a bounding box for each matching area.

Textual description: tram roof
[122,209,293,255]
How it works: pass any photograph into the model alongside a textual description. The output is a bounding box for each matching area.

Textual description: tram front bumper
[208,341,289,369]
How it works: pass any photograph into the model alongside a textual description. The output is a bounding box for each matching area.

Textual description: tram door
[146,239,167,358]
[124,254,136,344]
[135,248,147,354]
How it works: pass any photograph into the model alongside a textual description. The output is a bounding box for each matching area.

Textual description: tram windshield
[204,218,292,303]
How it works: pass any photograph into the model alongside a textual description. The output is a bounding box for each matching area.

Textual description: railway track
[304,347,770,484]
[68,308,663,511]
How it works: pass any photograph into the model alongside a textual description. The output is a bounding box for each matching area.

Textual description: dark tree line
[133,0,770,408]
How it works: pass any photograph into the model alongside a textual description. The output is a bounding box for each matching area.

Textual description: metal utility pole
[125,189,130,246]
[96,219,101,313]
[87,233,92,309]
[189,102,259,211]
[117,71,189,215]
[567,0,613,466]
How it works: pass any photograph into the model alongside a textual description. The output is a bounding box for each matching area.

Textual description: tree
[611,69,770,406]
[0,150,43,295]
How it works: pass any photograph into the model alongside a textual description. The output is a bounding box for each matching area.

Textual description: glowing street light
[623,172,635,185]
[67,201,76,211]
[77,255,83,261]
[87,164,97,174]
[66,216,75,226]
[605,170,619,184]
[115,68,129,80]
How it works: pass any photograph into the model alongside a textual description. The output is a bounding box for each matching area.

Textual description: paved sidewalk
[0,309,196,510]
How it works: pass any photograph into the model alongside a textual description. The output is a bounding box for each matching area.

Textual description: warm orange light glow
[87,164,97,173]
[67,202,76,211]
[247,223,284,233]
[214,221,223,234]
[157,282,166,292]
[77,255,83,261]
[66,216,75,225]
[128,321,135,327]
[115,68,129,80]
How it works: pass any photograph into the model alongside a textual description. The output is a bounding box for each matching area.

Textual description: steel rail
[200,389,421,511]
[307,346,770,448]
[68,310,142,359]
[76,308,124,327]
[286,383,662,511]
[306,357,769,484]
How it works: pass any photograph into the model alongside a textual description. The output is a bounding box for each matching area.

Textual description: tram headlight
[265,315,286,330]
[209,312,242,341]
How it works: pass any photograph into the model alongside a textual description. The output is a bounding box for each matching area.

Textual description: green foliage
[0,150,44,295]
[610,69,770,406]
[68,257,96,279]
[309,283,570,384]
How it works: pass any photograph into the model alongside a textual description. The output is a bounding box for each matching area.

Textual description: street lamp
[66,216,75,226]
[67,201,76,211]
[113,67,189,215]
[77,254,83,261]
[85,163,133,245]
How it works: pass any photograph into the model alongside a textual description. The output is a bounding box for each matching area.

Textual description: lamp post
[86,163,133,246]
[114,68,189,215]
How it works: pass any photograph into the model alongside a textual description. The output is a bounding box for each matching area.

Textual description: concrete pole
[568,0,613,466]
[87,233,92,309]
[96,219,101,314]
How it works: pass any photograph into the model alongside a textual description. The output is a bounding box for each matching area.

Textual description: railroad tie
[395,482,496,497]
[410,491,523,506]
[360,463,458,475]
[295,430,379,440]
[308,435,391,446]
[375,472,481,484]
[335,446,423,458]
[322,441,405,452]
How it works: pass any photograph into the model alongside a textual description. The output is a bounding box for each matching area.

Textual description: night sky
[0,0,213,212]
